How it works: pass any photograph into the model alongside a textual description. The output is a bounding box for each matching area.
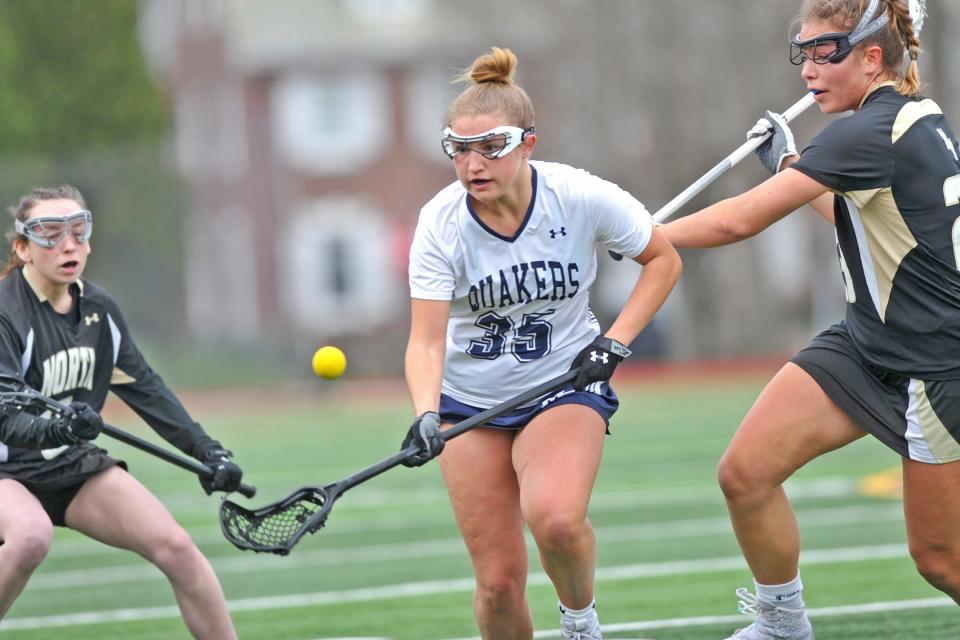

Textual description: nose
[464,150,487,171]
[58,234,79,251]
[800,59,818,81]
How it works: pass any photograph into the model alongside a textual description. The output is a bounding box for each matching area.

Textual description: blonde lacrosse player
[399,47,681,639]
[662,1,960,638]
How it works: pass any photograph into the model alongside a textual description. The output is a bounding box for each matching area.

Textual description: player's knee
[6,521,54,571]
[911,544,960,595]
[149,525,201,572]
[474,570,525,613]
[528,512,587,553]
[717,453,754,501]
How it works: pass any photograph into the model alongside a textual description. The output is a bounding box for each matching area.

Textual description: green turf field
[2,373,956,639]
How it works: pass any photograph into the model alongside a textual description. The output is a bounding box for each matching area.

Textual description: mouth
[809,88,825,96]
[470,178,493,188]
[59,260,79,272]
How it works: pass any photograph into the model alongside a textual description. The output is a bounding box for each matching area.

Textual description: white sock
[755,574,805,609]
[559,600,597,620]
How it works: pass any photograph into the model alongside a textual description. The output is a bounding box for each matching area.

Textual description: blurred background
[2,0,957,387]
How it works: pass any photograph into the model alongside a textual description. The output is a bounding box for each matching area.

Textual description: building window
[271,72,388,175]
[279,197,399,335]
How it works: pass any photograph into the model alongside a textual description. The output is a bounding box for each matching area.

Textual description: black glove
[569,336,632,391]
[746,110,798,174]
[193,438,244,495]
[400,411,445,468]
[49,402,103,444]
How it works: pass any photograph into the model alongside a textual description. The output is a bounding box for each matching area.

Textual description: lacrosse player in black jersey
[663,1,960,638]
[0,185,242,638]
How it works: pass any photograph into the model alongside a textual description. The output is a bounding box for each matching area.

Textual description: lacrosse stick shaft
[652,92,816,224]
[100,424,257,498]
[31,392,257,498]
[333,369,579,496]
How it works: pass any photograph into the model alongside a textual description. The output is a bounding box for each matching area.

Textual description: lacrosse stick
[612,0,927,253]
[0,374,257,498]
[609,92,816,261]
[219,368,579,555]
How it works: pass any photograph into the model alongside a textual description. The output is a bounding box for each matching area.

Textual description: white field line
[2,543,917,631]
[28,503,903,590]
[48,476,861,558]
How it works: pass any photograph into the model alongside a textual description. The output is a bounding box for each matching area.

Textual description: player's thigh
[723,363,867,485]
[902,458,960,555]
[438,425,526,562]
[0,479,52,537]
[64,466,184,555]
[513,403,606,521]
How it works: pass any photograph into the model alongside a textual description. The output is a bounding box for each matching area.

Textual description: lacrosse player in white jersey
[400,46,681,639]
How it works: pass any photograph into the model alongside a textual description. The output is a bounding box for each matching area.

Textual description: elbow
[668,251,683,287]
[721,216,761,242]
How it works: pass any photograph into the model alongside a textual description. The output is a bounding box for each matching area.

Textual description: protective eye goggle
[15,210,93,248]
[789,32,853,65]
[441,125,535,160]
[790,0,889,67]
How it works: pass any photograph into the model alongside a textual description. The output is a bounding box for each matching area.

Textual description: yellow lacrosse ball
[312,346,347,379]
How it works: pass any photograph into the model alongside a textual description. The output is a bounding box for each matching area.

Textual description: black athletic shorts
[792,323,960,464]
[1,446,126,526]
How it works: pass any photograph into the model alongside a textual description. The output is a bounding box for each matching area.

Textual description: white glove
[747,110,798,174]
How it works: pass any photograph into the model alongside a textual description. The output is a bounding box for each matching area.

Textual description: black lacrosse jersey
[0,267,207,479]
[791,83,960,379]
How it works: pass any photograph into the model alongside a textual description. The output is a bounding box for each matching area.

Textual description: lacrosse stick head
[908,0,926,34]
[0,374,52,413]
[219,484,337,555]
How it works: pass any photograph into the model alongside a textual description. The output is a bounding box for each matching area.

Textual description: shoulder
[890,96,945,140]
[532,160,631,204]
[534,160,605,192]
[0,270,20,300]
[415,179,467,242]
[418,180,467,227]
[812,88,907,149]
[0,270,30,319]
[78,279,122,316]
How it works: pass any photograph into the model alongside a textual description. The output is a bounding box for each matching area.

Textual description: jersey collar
[858,80,898,109]
[20,266,85,303]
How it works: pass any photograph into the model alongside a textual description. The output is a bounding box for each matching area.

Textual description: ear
[520,133,537,159]
[12,238,31,263]
[861,44,884,72]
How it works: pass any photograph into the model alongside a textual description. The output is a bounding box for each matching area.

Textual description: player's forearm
[661,197,757,248]
[405,340,444,416]
[0,411,67,449]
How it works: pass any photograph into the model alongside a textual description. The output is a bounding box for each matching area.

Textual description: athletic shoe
[559,606,603,639]
[724,587,814,640]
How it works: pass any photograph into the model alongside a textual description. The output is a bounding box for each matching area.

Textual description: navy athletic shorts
[439,381,619,432]
[792,323,960,464]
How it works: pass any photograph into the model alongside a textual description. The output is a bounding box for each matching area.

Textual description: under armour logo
[83,313,100,326]
[589,350,609,364]
[549,227,567,239]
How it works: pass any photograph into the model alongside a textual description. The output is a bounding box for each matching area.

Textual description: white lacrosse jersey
[409,160,653,407]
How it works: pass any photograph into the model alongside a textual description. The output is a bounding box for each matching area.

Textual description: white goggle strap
[848,0,886,46]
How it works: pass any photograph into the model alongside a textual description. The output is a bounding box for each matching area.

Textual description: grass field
[2,369,957,639]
